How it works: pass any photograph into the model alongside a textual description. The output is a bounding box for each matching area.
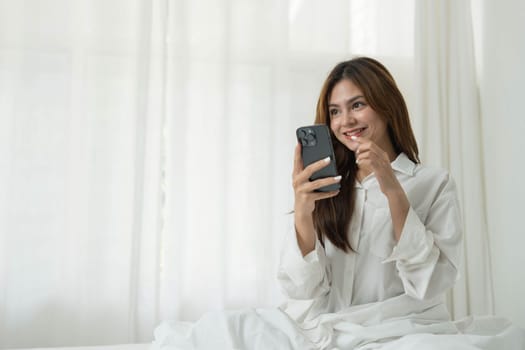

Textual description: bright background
[0,0,524,348]
[475,0,525,333]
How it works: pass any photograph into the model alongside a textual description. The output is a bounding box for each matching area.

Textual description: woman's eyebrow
[328,95,364,107]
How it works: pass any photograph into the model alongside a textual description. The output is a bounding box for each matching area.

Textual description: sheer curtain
[0,0,164,347]
[413,0,494,319]
[0,0,491,348]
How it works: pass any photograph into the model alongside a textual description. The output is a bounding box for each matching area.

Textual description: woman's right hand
[292,143,341,216]
[292,143,341,255]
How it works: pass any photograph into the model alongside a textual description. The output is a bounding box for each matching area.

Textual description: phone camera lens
[306,131,316,146]
[298,128,317,146]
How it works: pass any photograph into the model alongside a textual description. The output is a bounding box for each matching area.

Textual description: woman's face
[329,79,392,153]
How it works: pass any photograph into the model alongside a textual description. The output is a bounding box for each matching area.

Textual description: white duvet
[152,304,525,350]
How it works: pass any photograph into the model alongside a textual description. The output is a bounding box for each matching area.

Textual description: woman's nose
[341,111,357,125]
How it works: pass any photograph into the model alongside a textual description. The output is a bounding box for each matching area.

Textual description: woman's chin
[342,141,358,153]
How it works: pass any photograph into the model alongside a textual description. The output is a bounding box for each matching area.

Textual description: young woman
[153,57,525,350]
[277,56,464,347]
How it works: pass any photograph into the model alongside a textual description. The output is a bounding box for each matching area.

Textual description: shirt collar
[391,152,416,176]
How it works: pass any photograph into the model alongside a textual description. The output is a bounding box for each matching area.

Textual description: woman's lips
[343,127,367,139]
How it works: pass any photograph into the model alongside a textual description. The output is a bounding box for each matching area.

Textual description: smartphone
[296,124,340,192]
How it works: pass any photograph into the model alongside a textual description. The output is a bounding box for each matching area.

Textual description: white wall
[477,0,525,328]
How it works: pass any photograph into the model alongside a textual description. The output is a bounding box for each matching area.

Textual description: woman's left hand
[352,136,401,196]
[353,136,409,240]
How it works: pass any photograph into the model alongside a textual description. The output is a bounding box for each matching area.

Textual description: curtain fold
[129,0,168,342]
[414,0,494,319]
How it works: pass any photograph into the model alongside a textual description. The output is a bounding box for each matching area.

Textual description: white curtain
[0,0,492,348]
[414,0,494,319]
[0,0,164,346]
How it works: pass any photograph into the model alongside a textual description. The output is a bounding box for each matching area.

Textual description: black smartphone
[296,124,340,192]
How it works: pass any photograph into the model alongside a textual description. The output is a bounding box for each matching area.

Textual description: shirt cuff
[382,207,434,264]
[303,239,322,263]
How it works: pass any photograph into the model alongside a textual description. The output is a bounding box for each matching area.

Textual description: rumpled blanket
[152,306,525,350]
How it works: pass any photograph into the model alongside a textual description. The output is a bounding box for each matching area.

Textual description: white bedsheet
[152,308,525,350]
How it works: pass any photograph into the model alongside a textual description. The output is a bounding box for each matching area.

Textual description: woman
[153,57,524,350]
[277,56,464,348]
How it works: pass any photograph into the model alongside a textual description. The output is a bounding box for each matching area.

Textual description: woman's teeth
[345,127,366,137]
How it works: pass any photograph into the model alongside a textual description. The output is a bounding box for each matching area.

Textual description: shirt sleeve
[277,226,331,300]
[383,174,463,300]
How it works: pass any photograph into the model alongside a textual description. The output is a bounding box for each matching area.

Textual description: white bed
[151,308,525,350]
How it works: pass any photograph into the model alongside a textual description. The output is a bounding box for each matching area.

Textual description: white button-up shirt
[278,153,462,324]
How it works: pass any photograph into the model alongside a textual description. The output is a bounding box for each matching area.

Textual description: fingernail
[334,175,342,181]
[323,157,331,163]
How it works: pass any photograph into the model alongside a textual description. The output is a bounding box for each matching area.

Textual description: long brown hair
[314,57,420,252]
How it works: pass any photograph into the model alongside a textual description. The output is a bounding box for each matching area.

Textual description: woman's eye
[329,109,340,116]
[352,101,365,110]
